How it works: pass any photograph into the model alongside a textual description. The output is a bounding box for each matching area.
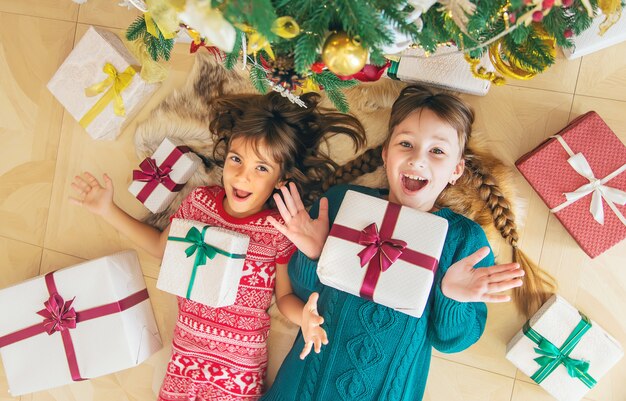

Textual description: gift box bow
[550,134,626,226]
[132,144,192,203]
[357,222,407,272]
[0,272,149,381]
[78,62,137,129]
[523,312,597,388]
[167,225,247,299]
[329,201,439,301]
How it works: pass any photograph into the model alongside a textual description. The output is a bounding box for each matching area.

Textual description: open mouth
[232,187,252,201]
[401,173,428,192]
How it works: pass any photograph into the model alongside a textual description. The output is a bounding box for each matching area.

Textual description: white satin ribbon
[549,135,626,226]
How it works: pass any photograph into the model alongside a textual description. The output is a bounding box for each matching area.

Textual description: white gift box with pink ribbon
[317,190,448,317]
[128,137,201,214]
[0,250,162,396]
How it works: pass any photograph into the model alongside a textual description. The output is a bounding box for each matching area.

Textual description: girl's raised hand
[267,182,329,260]
[300,292,328,360]
[69,172,114,216]
[441,247,525,303]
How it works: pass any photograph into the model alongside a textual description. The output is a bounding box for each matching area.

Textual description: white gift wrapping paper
[158,219,250,307]
[47,26,159,140]
[317,190,448,317]
[386,45,494,96]
[563,14,626,59]
[0,250,162,396]
[128,137,201,214]
[506,294,623,401]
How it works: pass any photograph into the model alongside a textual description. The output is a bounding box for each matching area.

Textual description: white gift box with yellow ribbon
[47,26,159,140]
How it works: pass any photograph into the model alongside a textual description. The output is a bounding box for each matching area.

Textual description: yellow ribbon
[124,37,169,83]
[271,16,300,39]
[79,63,136,129]
[598,0,623,35]
[298,77,320,94]
[144,0,179,39]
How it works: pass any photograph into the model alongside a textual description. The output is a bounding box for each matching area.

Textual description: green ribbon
[523,312,597,388]
[168,225,246,299]
[387,60,399,80]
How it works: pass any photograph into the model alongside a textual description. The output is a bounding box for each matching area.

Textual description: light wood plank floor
[1,1,625,400]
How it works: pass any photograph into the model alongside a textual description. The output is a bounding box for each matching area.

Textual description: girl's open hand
[441,247,524,303]
[69,172,114,216]
[300,292,328,359]
[267,182,330,260]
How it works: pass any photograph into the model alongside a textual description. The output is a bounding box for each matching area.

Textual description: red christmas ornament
[564,28,574,38]
[338,61,391,82]
[311,62,325,73]
[562,0,573,6]
[532,10,544,22]
[509,12,517,23]
[542,0,554,9]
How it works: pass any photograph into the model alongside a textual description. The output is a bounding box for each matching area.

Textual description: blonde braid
[465,152,556,317]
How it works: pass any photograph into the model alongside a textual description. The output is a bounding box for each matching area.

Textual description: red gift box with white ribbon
[516,111,626,258]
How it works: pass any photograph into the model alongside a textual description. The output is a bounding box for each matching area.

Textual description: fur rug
[134,52,521,258]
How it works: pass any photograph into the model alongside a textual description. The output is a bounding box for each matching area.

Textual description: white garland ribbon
[549,134,626,226]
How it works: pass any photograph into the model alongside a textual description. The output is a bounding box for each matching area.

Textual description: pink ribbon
[329,202,439,300]
[37,293,77,335]
[357,222,407,272]
[132,145,191,203]
[0,272,149,382]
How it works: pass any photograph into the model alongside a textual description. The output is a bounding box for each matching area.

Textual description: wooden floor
[1,1,625,400]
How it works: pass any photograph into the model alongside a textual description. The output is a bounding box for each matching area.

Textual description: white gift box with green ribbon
[506,295,623,401]
[158,219,250,307]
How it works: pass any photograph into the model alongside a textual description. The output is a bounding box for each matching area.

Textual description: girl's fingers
[280,186,299,216]
[289,182,305,211]
[481,294,512,303]
[464,247,491,267]
[83,172,100,186]
[73,176,90,191]
[314,337,322,353]
[267,216,288,235]
[483,262,521,277]
[300,340,313,360]
[318,197,329,223]
[487,278,523,294]
[71,182,87,195]
[273,193,292,223]
[487,267,524,283]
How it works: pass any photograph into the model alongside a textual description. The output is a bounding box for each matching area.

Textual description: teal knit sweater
[262,184,494,401]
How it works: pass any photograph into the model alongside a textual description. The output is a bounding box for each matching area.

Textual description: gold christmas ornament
[465,54,506,85]
[321,31,368,76]
[272,16,300,39]
[488,33,555,80]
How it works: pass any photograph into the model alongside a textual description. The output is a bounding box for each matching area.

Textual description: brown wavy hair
[323,85,555,317]
[209,91,366,206]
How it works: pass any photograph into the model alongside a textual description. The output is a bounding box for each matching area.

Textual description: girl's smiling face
[222,137,285,218]
[382,108,465,212]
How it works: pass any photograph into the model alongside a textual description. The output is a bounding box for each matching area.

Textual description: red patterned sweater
[158,186,295,401]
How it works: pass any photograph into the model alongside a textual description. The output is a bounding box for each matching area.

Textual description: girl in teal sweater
[262,85,527,401]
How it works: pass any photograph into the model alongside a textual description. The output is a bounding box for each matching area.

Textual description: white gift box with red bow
[0,250,162,396]
[317,190,448,317]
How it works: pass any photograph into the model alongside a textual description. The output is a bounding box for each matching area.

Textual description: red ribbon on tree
[0,272,149,382]
[329,201,439,300]
[132,145,191,203]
